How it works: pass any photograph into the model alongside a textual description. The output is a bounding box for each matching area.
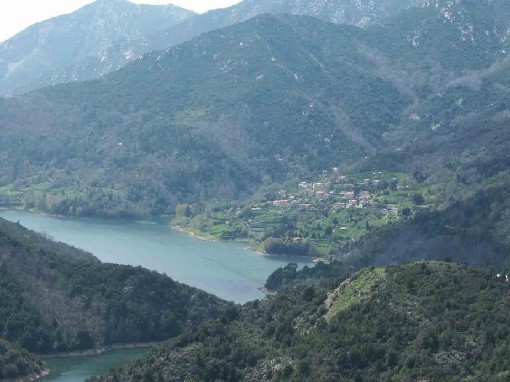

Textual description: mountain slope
[90,262,510,381]
[0,217,226,357]
[149,0,420,50]
[362,0,510,186]
[0,14,410,218]
[2,1,510,221]
[0,0,195,96]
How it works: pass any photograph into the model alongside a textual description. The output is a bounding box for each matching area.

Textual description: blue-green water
[0,209,313,302]
[42,348,151,382]
[0,209,315,381]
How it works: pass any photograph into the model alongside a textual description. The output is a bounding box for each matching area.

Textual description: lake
[0,209,314,381]
[0,209,313,303]
[42,348,151,382]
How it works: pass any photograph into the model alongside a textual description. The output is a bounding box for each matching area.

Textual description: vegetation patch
[325,267,386,320]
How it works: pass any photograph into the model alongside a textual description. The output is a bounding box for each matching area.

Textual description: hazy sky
[0,0,242,43]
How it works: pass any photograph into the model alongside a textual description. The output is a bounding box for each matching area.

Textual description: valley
[2,0,510,380]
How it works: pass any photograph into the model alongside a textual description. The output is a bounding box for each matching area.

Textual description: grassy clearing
[325,267,386,320]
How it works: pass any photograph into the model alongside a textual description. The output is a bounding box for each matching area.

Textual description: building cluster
[258,169,419,219]
[270,173,388,211]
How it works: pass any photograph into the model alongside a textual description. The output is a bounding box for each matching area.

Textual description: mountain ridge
[0,0,195,96]
[90,262,510,381]
[2,1,510,218]
[0,14,412,217]
[149,0,421,50]
[0,0,481,96]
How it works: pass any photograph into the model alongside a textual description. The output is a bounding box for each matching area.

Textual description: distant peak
[91,0,132,7]
[95,0,129,3]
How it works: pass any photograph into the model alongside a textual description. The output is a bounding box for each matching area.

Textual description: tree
[412,193,425,205]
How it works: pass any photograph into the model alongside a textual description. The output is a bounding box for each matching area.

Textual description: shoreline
[172,225,218,241]
[0,205,324,263]
[246,246,269,257]
[38,341,162,359]
[4,369,50,382]
[171,224,319,260]
[168,224,322,262]
[258,285,277,296]
[1,207,322,262]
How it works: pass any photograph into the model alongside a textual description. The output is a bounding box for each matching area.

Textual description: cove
[42,348,151,382]
[0,209,314,303]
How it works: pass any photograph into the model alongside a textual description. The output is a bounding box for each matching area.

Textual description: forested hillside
[0,14,411,218]
[364,0,510,179]
[0,0,445,97]
[90,262,510,381]
[346,180,510,270]
[1,1,509,220]
[0,339,45,380]
[0,218,226,378]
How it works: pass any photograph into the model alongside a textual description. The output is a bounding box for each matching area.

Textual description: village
[173,169,430,256]
[266,169,417,218]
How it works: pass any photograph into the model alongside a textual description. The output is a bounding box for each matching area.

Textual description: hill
[0,339,46,380]
[89,262,510,381]
[0,217,226,378]
[0,0,195,96]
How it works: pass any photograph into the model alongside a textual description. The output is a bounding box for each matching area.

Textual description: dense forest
[90,262,510,381]
[0,339,45,380]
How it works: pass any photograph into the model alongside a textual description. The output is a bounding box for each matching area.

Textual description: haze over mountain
[0,0,195,96]
[149,0,423,50]
[0,0,477,96]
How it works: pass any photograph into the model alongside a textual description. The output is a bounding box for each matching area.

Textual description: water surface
[0,209,313,302]
[1,209,315,381]
[42,348,150,382]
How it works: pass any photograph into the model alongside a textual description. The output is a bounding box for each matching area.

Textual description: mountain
[363,0,510,187]
[0,14,411,218]
[90,262,510,381]
[149,0,420,50]
[0,217,226,379]
[0,0,195,96]
[1,1,510,222]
